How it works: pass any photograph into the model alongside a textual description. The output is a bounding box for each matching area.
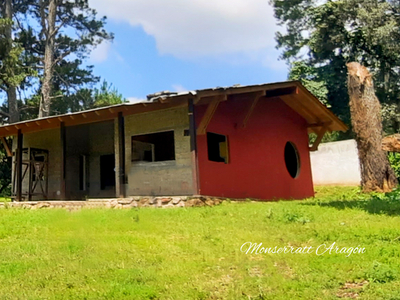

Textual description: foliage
[92,80,126,108]
[0,187,399,298]
[0,19,33,89]
[289,61,329,106]
[49,80,126,115]
[0,0,114,120]
[388,152,400,181]
[19,0,113,117]
[0,145,11,196]
[270,0,400,134]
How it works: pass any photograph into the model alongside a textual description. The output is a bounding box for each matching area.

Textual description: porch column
[188,98,200,195]
[116,112,126,198]
[60,122,66,199]
[15,129,23,202]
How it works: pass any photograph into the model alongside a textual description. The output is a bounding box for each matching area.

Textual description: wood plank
[0,137,12,157]
[279,95,320,124]
[309,123,330,151]
[117,112,126,198]
[16,130,23,202]
[197,95,225,135]
[241,91,265,128]
[28,148,32,201]
[0,99,187,137]
[297,86,347,132]
[188,98,200,194]
[60,122,66,199]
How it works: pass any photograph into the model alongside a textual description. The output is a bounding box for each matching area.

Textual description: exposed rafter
[309,122,331,151]
[241,91,266,128]
[0,137,12,157]
[197,95,226,135]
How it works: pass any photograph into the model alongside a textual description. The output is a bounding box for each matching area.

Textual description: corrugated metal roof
[0,81,348,138]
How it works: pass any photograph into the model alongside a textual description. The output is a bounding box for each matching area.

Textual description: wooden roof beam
[197,95,226,135]
[241,91,265,128]
[309,123,331,151]
[0,137,12,157]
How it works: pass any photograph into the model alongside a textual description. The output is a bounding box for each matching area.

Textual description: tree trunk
[39,0,57,118]
[382,134,400,152]
[4,0,19,123]
[347,62,398,192]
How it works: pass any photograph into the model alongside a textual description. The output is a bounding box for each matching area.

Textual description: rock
[139,198,150,205]
[161,198,171,204]
[177,201,185,207]
[148,197,157,205]
[37,202,50,209]
[205,198,214,206]
[186,198,205,207]
[171,197,181,205]
[118,199,133,205]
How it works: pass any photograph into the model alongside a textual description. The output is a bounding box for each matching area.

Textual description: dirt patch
[336,281,368,298]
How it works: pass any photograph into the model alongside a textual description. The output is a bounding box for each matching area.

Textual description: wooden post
[188,99,200,195]
[16,130,23,202]
[118,112,126,198]
[27,148,32,201]
[60,122,66,199]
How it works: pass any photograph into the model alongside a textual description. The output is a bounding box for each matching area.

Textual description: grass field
[0,187,400,299]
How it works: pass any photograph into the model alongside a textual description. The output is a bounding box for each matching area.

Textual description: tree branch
[0,110,10,118]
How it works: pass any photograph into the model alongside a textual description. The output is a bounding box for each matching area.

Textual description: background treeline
[0,0,124,195]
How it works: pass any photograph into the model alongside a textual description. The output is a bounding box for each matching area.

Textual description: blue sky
[88,0,288,102]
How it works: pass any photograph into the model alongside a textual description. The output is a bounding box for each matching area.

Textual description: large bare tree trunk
[347,62,398,192]
[39,0,57,118]
[4,0,19,123]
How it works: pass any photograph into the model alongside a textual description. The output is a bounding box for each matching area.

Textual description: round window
[284,142,300,179]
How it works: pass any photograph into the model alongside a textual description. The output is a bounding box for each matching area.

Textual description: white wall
[310,139,361,186]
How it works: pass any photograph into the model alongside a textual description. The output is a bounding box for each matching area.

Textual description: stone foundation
[0,196,225,210]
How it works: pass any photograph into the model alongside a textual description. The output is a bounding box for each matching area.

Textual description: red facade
[195,94,314,200]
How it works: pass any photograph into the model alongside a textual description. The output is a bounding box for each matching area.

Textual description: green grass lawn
[1,187,400,299]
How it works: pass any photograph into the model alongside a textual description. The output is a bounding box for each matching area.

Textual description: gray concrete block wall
[66,121,115,199]
[12,128,62,200]
[310,139,361,186]
[65,124,89,199]
[87,121,115,198]
[123,106,194,196]
[114,118,121,197]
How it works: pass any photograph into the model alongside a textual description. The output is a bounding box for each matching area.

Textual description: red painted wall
[195,95,314,200]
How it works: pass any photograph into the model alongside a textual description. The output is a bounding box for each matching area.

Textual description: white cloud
[89,41,111,63]
[89,0,281,63]
[127,97,145,103]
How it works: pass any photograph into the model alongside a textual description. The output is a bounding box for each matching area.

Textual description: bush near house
[0,187,400,299]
